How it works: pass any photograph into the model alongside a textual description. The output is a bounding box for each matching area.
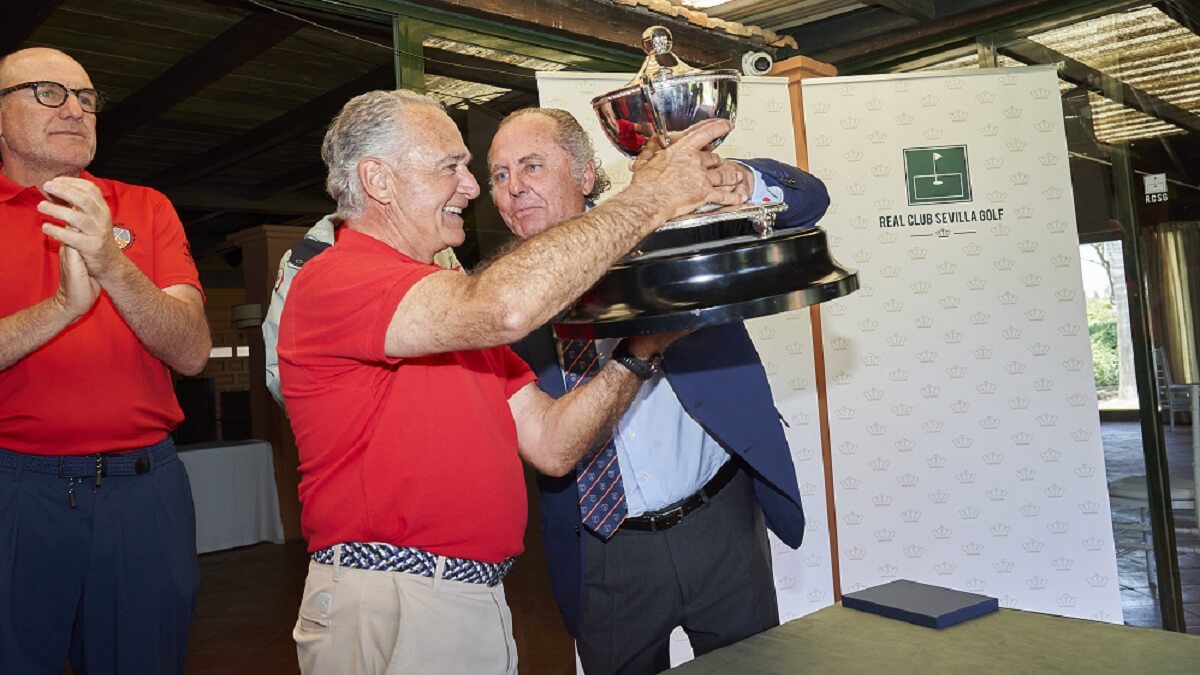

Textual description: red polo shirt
[0,168,201,455]
[279,229,536,563]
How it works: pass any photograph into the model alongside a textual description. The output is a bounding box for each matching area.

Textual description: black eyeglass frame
[0,81,108,114]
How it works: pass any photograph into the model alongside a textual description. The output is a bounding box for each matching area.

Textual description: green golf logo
[904,146,972,205]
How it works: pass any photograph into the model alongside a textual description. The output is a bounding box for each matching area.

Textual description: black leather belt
[622,460,739,532]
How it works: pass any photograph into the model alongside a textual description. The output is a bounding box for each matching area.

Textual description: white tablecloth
[177,440,286,554]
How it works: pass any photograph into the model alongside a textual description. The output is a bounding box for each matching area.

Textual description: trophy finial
[642,26,673,56]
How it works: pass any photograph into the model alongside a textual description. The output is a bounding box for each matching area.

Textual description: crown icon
[1001,325,1022,339]
[1027,576,1048,591]
[845,545,866,559]
[909,281,932,296]
[1050,558,1074,574]
[892,402,914,416]
[858,283,874,296]
[1049,256,1071,271]
[916,349,936,363]
[837,83,857,97]
[764,362,779,376]
[858,318,878,332]
[879,264,900,277]
[887,333,908,347]
[940,297,961,312]
[1067,393,1088,407]
[847,216,867,230]
[981,451,1005,467]
[987,190,1007,203]
[844,511,864,526]
[1043,186,1064,200]
[990,523,1011,538]
[999,73,1018,86]
[929,489,949,503]
[756,326,776,340]
[994,258,1015,271]
[1086,574,1108,588]
[935,227,952,239]
[1026,309,1046,322]
[765,100,785,113]
[1006,138,1027,152]
[866,422,888,437]
[1075,463,1096,478]
[952,434,974,449]
[906,246,927,260]
[789,376,809,391]
[873,493,893,507]
[977,380,998,394]
[1009,396,1029,410]
[832,371,853,386]
[1044,484,1065,500]
[898,507,922,524]
[1082,537,1104,551]
[974,347,994,360]
[998,293,1019,307]
[986,488,1008,501]
[777,576,796,591]
[1018,239,1038,253]
[1010,171,1030,186]
[865,96,884,111]
[785,341,805,355]
[1029,87,1053,100]
[923,127,945,140]
[863,388,885,402]
[966,277,986,291]
[1037,153,1058,168]
[980,122,1000,136]
[932,525,952,539]
[838,441,858,455]
[1022,274,1043,287]
[846,182,867,196]
[861,352,881,366]
[1047,520,1070,535]
[1003,106,1022,119]
[904,544,925,558]
[949,109,968,123]
[935,562,957,576]
[812,133,832,147]
[956,470,976,485]
[1037,413,1058,427]
[829,336,849,351]
[962,542,985,556]
[970,311,991,326]
[806,589,827,603]
[946,364,967,378]
[1012,432,1033,446]
[1079,500,1100,515]
[767,134,785,147]
[1031,379,1053,394]
[896,438,916,452]
[924,419,944,433]
[842,149,864,163]
[945,77,964,90]
[927,454,948,469]
[1062,357,1083,371]
[1071,428,1092,443]
[967,578,987,592]
[840,476,861,490]
[963,242,983,256]
[990,223,1011,236]
[893,81,911,93]
[792,412,811,426]
[799,482,818,497]
[802,553,823,568]
[868,130,887,144]
[895,111,914,126]
[977,89,998,103]
[937,263,958,277]
[878,230,899,243]
[1024,539,1045,554]
[1042,448,1063,462]
[984,156,1004,170]
[883,298,903,312]
[792,446,816,462]
[897,473,920,488]
[1059,322,1080,337]
[979,415,1000,430]
[740,118,759,131]
[959,505,980,519]
[993,560,1017,577]
[921,94,939,107]
[834,406,856,420]
[943,329,963,343]
[878,563,899,578]
[874,528,895,542]
[1035,118,1056,133]
[950,399,970,414]
[1005,361,1026,375]
[1020,503,1041,517]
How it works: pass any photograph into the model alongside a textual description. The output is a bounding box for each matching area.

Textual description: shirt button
[629,432,637,439]
[640,473,649,480]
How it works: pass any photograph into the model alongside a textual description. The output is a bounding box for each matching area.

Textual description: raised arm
[385,119,748,358]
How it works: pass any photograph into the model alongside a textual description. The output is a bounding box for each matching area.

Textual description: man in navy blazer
[489,108,827,675]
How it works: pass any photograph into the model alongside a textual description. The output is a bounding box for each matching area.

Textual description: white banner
[537,72,834,666]
[803,66,1122,622]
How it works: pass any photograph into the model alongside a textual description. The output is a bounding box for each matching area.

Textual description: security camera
[741,51,774,76]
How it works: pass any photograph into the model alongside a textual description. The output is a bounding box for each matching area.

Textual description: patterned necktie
[559,339,627,539]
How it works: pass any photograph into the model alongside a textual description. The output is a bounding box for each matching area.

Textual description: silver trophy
[591,26,785,236]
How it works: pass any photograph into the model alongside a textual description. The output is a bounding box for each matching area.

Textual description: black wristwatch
[612,339,662,381]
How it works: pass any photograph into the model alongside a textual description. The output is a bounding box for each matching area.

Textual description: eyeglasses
[0,81,108,114]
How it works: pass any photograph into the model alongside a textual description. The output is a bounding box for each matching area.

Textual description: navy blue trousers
[0,437,198,675]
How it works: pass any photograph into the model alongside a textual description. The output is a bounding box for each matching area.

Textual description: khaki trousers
[294,553,517,675]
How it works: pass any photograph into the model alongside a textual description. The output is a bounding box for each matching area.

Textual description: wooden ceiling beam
[97,11,305,146]
[153,63,394,189]
[0,0,65,56]
[424,47,537,93]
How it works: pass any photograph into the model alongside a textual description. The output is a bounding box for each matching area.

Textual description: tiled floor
[178,422,1200,674]
[1102,420,1200,633]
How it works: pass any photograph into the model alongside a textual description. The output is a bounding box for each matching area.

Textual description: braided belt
[312,542,514,587]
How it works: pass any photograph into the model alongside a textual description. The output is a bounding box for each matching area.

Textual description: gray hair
[496,108,611,200]
[321,89,443,219]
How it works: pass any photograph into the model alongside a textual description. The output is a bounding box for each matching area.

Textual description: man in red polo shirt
[279,90,747,674]
[0,48,211,675]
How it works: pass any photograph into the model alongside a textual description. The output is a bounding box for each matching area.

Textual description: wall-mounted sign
[1144,173,1168,204]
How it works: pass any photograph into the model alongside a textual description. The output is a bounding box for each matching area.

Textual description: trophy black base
[553,225,858,339]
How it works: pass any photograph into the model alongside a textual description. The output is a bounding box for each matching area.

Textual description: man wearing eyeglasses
[0,48,210,675]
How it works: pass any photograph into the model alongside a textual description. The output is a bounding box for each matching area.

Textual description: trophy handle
[639,76,673,149]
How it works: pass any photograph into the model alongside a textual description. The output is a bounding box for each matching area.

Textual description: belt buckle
[650,506,685,531]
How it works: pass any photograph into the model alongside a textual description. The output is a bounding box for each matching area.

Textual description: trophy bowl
[593,70,739,158]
